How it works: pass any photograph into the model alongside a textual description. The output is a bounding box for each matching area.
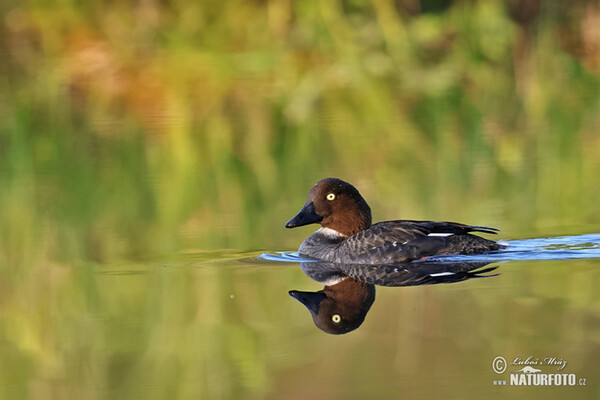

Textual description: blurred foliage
[1,1,600,399]
[1,0,600,264]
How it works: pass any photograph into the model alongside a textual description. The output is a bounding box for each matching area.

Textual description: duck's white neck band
[318,227,347,238]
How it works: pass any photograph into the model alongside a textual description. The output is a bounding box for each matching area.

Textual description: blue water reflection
[261,233,600,264]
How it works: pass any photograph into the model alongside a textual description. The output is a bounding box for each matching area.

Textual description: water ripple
[260,234,600,263]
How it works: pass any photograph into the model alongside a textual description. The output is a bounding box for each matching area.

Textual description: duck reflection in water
[289,261,498,334]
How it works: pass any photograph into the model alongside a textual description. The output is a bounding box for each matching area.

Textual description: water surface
[257,235,600,398]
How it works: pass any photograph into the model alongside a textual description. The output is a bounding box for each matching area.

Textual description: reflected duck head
[285,178,372,237]
[289,278,376,334]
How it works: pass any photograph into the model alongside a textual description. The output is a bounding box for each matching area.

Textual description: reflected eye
[332,314,341,323]
[326,193,336,201]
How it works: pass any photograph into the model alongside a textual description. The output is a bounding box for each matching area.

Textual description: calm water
[257,235,600,399]
[6,235,598,399]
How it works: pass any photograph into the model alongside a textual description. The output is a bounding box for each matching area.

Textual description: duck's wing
[390,220,500,235]
[337,220,500,263]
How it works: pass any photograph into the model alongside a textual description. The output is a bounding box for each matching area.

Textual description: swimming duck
[285,178,503,263]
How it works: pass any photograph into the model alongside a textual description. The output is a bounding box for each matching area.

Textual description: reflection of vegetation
[1,1,600,398]
[0,256,311,399]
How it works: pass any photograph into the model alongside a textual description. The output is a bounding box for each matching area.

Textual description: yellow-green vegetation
[1,1,600,399]
[2,0,599,263]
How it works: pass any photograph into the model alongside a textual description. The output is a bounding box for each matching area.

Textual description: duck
[285,178,504,263]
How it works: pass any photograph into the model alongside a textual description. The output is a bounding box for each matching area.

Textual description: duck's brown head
[289,278,376,335]
[285,178,372,237]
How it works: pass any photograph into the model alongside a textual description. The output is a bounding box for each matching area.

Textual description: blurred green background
[1,0,600,399]
[2,0,600,264]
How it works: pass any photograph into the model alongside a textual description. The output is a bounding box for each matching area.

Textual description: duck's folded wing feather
[335,222,430,263]
[390,220,500,235]
[336,220,500,263]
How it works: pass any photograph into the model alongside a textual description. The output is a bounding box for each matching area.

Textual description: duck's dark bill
[288,290,326,313]
[285,202,323,228]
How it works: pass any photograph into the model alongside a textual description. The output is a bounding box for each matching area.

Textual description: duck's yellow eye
[332,314,341,323]
[326,193,336,201]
